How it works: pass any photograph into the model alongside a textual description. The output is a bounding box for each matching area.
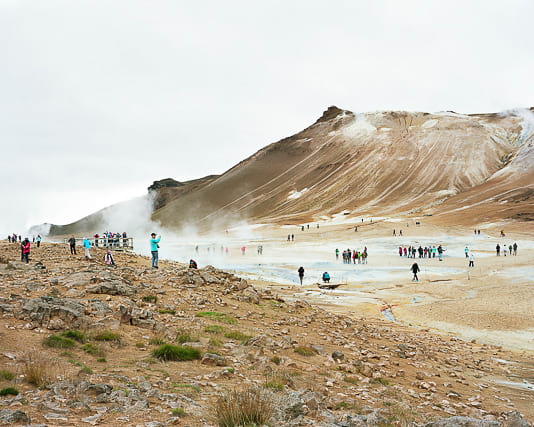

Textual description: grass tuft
[142,295,158,303]
[92,330,121,342]
[204,325,225,334]
[214,386,275,427]
[0,369,15,381]
[152,344,201,361]
[81,343,105,356]
[43,334,76,349]
[19,352,62,387]
[224,331,252,344]
[149,336,166,346]
[171,407,187,417]
[0,387,19,396]
[196,311,237,324]
[176,333,200,344]
[370,377,390,386]
[294,346,316,357]
[60,330,87,343]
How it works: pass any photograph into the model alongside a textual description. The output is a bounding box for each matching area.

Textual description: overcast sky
[1,0,533,235]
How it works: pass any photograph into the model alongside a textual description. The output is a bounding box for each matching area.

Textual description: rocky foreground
[0,242,532,426]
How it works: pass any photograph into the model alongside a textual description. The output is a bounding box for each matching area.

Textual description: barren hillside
[46,106,534,235]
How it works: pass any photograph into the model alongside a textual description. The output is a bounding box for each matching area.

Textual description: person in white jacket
[468,252,475,268]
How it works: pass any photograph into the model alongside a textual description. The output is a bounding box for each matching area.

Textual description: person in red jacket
[21,238,30,263]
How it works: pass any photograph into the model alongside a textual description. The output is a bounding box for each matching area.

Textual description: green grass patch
[158,309,176,315]
[92,330,121,342]
[82,343,105,356]
[0,387,19,396]
[96,358,107,363]
[171,407,187,417]
[0,369,15,381]
[177,333,200,344]
[152,344,201,361]
[294,346,316,357]
[60,330,87,343]
[67,359,93,374]
[43,334,76,349]
[224,331,252,344]
[142,295,158,303]
[195,311,237,324]
[204,324,224,334]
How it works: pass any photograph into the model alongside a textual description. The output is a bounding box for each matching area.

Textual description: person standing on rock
[104,250,115,266]
[83,237,92,260]
[68,235,77,255]
[464,246,469,258]
[298,266,305,285]
[335,248,339,260]
[496,244,500,256]
[513,242,517,255]
[411,262,420,281]
[150,233,161,269]
[21,238,30,263]
[36,234,41,248]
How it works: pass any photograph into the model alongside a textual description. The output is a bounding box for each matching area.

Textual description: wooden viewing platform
[63,237,134,251]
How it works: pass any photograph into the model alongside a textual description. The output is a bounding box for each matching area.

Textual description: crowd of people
[397,245,444,261]
[92,231,129,247]
[6,233,42,264]
[496,243,518,256]
[336,247,368,264]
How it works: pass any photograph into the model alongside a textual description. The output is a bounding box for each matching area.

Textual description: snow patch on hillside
[288,188,309,200]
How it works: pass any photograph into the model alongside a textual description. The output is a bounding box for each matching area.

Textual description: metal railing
[64,237,134,250]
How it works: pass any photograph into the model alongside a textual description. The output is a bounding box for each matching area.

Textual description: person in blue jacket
[82,237,92,260]
[150,233,161,268]
[322,272,330,283]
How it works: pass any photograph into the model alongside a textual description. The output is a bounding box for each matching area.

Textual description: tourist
[21,238,30,263]
[150,233,161,268]
[36,235,41,248]
[189,259,198,269]
[82,237,92,260]
[496,244,500,256]
[437,245,444,261]
[513,242,517,255]
[411,262,420,281]
[68,235,77,255]
[468,252,475,268]
[464,246,469,258]
[104,250,115,266]
[298,266,305,285]
[322,272,330,283]
[335,248,339,260]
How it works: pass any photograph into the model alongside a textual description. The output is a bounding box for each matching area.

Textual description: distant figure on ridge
[322,272,330,283]
[189,259,198,269]
[468,252,475,268]
[36,234,41,248]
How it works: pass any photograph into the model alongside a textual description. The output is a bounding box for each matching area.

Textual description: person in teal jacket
[82,238,92,260]
[150,233,161,268]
